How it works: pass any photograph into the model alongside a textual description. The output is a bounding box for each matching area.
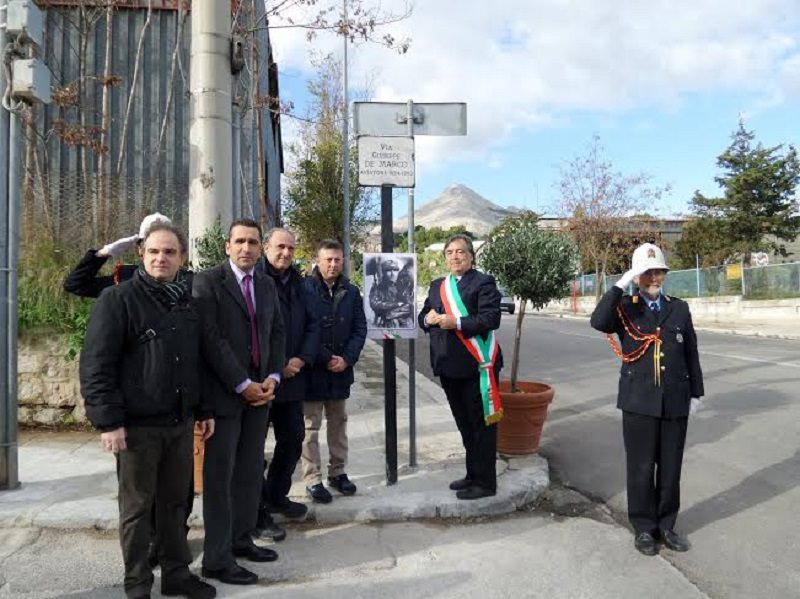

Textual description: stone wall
[18,331,86,426]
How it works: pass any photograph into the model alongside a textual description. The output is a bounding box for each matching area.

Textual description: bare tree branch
[116,0,154,176]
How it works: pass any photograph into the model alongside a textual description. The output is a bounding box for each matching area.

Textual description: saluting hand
[97,234,139,259]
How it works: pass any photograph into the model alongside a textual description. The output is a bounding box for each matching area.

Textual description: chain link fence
[22,171,188,255]
[574,262,800,300]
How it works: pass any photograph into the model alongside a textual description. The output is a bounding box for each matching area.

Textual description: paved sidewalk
[0,340,548,530]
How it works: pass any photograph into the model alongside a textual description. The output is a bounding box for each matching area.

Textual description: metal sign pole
[406,99,417,468]
[381,184,398,484]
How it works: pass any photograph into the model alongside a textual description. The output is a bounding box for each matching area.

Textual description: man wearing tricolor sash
[419,234,504,501]
[591,243,704,557]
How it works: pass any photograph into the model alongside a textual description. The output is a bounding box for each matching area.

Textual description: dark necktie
[650,301,660,314]
[242,274,260,367]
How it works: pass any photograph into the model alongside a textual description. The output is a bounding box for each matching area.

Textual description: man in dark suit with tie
[591,242,704,557]
[193,219,286,586]
[418,234,504,501]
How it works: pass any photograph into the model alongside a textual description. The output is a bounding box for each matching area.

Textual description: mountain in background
[392,184,516,236]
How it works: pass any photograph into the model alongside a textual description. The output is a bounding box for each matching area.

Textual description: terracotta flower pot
[496,380,555,456]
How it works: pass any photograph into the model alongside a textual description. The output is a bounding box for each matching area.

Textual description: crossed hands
[242,378,278,407]
[327,355,349,373]
[282,357,305,379]
[424,310,457,330]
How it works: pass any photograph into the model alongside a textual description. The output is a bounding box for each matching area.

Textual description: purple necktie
[242,274,260,368]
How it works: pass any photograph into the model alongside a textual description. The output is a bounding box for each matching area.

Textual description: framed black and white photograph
[363,253,417,339]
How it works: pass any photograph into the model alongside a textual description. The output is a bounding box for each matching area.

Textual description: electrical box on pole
[6,0,44,48]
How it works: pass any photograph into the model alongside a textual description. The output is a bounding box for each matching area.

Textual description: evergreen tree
[691,121,800,264]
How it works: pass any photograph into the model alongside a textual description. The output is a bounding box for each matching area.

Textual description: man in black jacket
[254,228,319,541]
[193,219,286,586]
[302,240,367,503]
[80,223,232,599]
[590,243,704,557]
[419,234,503,501]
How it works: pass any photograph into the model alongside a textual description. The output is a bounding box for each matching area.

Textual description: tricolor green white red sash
[440,274,503,424]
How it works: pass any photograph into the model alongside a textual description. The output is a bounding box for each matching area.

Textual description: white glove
[615,268,639,290]
[689,397,701,415]
[97,234,139,258]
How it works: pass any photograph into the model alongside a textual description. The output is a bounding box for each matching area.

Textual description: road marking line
[703,351,800,369]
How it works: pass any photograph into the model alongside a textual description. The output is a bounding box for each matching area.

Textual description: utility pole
[2,0,51,490]
[189,0,233,263]
[0,0,16,492]
[341,0,351,273]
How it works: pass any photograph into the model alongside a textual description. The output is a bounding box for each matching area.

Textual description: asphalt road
[404,313,800,599]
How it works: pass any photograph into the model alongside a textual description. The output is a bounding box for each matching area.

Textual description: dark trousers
[440,374,497,491]
[117,421,194,598]
[202,403,270,570]
[262,399,305,505]
[622,411,688,535]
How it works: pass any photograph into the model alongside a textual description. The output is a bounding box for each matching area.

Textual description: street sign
[358,136,415,188]
[353,102,467,136]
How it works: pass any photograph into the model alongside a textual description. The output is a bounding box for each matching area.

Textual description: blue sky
[270,1,800,220]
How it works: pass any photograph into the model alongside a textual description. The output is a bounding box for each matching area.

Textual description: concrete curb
[0,340,550,531]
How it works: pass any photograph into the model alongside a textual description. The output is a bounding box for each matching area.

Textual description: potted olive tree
[481,211,579,454]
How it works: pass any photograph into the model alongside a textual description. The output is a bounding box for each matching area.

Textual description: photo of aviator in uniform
[364,253,417,336]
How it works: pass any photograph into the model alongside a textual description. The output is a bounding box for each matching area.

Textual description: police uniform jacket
[418,268,503,380]
[590,286,704,418]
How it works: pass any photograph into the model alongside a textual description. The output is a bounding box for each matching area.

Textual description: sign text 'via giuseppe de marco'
[357,136,415,188]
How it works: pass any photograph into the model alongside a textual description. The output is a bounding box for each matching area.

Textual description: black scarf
[136,267,189,309]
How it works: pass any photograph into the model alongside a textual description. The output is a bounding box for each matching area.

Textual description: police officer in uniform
[590,243,704,556]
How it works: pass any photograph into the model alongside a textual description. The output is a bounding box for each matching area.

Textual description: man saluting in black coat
[419,234,504,501]
[591,242,704,557]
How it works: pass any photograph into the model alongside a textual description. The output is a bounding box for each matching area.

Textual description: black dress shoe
[449,477,472,491]
[254,521,287,542]
[307,483,333,503]
[634,532,658,556]
[660,529,690,552]
[267,498,309,519]
[233,543,279,562]
[201,564,258,585]
[328,473,357,495]
[162,574,216,598]
[455,485,496,500]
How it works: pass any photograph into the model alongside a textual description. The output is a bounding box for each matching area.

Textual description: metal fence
[575,261,800,299]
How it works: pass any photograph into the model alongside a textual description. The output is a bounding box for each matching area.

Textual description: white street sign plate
[358,136,415,188]
[353,102,467,136]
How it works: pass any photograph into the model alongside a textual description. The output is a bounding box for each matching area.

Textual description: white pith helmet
[631,243,668,274]
[138,212,172,240]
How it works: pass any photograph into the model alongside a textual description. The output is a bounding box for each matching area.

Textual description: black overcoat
[418,268,503,379]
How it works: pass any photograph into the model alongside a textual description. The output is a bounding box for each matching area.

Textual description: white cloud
[269,0,800,169]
